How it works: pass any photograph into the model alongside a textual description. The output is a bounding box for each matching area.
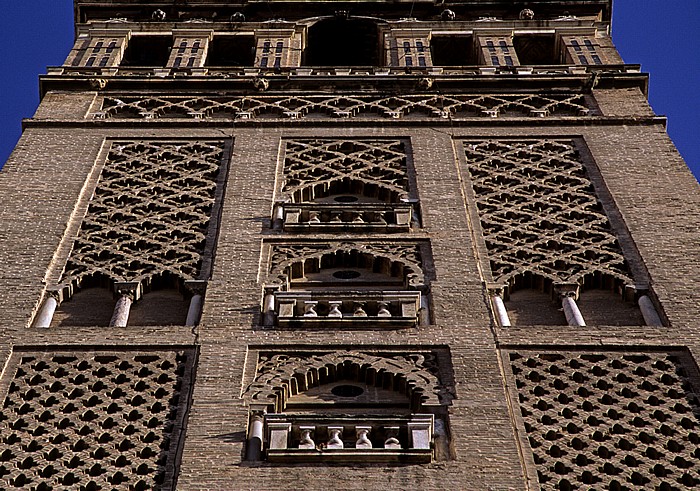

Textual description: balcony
[265,414,434,463]
[276,202,415,233]
[271,290,421,328]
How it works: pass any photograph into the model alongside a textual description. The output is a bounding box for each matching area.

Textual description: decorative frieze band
[97,93,594,120]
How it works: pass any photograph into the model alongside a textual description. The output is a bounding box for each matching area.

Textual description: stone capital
[113,281,142,301]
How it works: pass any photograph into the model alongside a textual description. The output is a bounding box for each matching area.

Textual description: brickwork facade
[0,1,698,489]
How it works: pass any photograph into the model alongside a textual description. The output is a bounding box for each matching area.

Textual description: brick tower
[1,0,699,489]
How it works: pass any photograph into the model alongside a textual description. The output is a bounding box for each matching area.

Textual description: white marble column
[246,412,265,461]
[488,285,511,327]
[555,283,586,327]
[638,294,663,326]
[33,290,62,328]
[109,282,141,327]
[185,280,207,327]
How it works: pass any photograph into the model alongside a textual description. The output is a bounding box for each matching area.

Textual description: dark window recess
[513,35,557,65]
[430,36,475,66]
[305,19,379,66]
[206,36,255,66]
[121,36,172,66]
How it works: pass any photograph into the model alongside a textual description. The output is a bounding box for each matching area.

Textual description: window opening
[205,36,255,66]
[121,36,173,66]
[305,19,379,66]
[513,35,557,65]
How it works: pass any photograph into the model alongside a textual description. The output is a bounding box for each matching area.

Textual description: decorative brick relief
[464,140,631,285]
[97,94,593,120]
[244,349,453,411]
[60,141,226,288]
[507,349,700,490]
[0,349,193,490]
[281,139,409,202]
[267,242,427,287]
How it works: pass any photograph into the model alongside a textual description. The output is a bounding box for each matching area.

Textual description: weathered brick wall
[0,78,698,489]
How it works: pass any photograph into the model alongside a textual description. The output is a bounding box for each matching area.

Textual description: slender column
[184,280,207,327]
[263,286,279,326]
[418,286,430,326]
[638,295,663,326]
[109,282,141,327]
[246,411,265,461]
[555,284,585,327]
[487,285,511,327]
[273,199,288,230]
[34,289,63,328]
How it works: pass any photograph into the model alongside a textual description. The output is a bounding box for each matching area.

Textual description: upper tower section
[40,0,639,97]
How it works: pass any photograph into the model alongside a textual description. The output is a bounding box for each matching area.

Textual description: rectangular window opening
[513,35,557,65]
[206,36,255,66]
[121,36,173,66]
[431,36,475,66]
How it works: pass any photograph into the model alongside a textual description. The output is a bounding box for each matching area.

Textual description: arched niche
[245,352,444,414]
[290,250,411,291]
[51,286,115,327]
[503,271,644,326]
[52,272,192,327]
[293,176,405,205]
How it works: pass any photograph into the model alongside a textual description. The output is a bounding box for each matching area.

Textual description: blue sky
[0,2,698,180]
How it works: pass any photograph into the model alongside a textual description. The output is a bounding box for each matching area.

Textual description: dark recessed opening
[333,195,359,203]
[331,385,364,397]
[122,36,172,66]
[305,19,379,66]
[206,36,255,66]
[332,270,362,279]
[513,35,558,65]
[431,36,476,65]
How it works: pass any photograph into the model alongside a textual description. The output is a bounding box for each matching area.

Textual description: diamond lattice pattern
[282,139,409,201]
[465,140,631,284]
[99,94,592,119]
[61,141,225,286]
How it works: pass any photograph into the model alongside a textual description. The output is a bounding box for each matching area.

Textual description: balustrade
[274,291,420,327]
[265,414,434,463]
[277,202,415,232]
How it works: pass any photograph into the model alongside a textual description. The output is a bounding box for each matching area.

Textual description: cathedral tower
[0,1,699,489]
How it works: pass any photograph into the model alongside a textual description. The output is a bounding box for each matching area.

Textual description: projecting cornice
[73,0,611,25]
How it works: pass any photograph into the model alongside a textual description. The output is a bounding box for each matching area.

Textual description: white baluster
[355,426,372,449]
[384,427,401,449]
[298,426,316,449]
[303,301,318,317]
[353,302,367,317]
[327,426,344,449]
[377,301,391,317]
[328,301,343,318]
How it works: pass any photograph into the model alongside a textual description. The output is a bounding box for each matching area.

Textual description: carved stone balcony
[273,290,421,328]
[265,414,434,463]
[277,202,415,233]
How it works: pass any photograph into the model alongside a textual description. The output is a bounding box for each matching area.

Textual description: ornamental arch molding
[244,350,450,413]
[54,140,228,299]
[280,139,411,204]
[463,139,635,292]
[267,242,428,289]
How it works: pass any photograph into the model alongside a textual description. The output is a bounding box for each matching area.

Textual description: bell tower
[0,1,699,489]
